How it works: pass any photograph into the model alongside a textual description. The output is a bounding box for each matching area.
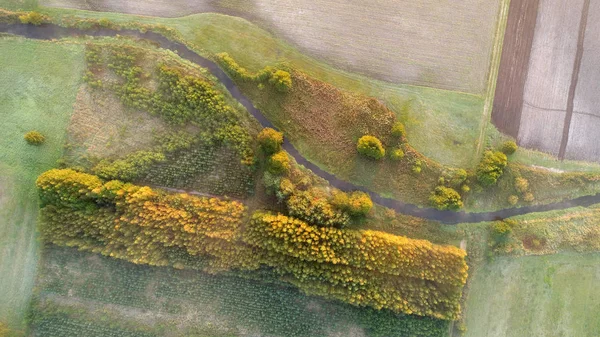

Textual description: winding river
[3,22,600,224]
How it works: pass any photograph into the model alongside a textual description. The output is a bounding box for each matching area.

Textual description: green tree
[429,186,463,210]
[258,127,284,154]
[24,130,45,145]
[476,151,507,186]
[357,135,385,160]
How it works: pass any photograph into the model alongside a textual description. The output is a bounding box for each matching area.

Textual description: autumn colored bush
[257,127,284,154]
[37,169,468,320]
[24,130,45,145]
[391,122,406,138]
[18,11,45,25]
[390,148,405,161]
[429,186,463,211]
[476,151,507,186]
[501,140,518,155]
[286,189,351,228]
[357,135,385,160]
[268,151,291,175]
[269,70,293,92]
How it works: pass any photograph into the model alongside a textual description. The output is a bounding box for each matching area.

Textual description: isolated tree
[476,151,507,186]
[258,127,284,154]
[357,135,385,160]
[429,186,463,210]
[24,130,45,145]
[501,140,518,155]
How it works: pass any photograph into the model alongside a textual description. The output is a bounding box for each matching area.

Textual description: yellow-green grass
[0,37,84,329]
[0,0,36,10]
[463,253,600,337]
[35,7,489,168]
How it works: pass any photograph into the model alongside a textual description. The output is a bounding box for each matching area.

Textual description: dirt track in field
[491,0,540,138]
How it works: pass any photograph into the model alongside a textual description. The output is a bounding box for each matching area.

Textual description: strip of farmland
[491,0,540,138]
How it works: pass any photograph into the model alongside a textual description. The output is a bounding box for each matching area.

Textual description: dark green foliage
[476,151,508,186]
[429,186,463,210]
[440,168,467,187]
[501,140,518,155]
[24,130,45,145]
[357,135,385,160]
[257,128,284,154]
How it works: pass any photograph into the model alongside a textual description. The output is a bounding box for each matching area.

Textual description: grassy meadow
[0,37,84,330]
[464,253,600,337]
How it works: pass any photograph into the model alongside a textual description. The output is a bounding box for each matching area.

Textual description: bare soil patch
[491,0,540,138]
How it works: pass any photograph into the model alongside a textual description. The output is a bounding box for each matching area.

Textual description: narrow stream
[3,22,599,224]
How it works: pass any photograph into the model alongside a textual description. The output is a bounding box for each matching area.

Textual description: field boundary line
[475,0,511,163]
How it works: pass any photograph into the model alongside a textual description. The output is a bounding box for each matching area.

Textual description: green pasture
[0,37,83,330]
[464,253,600,337]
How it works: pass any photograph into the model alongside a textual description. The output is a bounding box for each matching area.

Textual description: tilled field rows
[494,0,600,163]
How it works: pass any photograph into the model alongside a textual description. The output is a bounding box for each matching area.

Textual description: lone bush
[332,191,373,217]
[523,192,535,203]
[391,122,406,138]
[357,135,385,160]
[19,12,45,25]
[258,127,283,154]
[268,151,290,175]
[476,151,507,186]
[390,148,405,161]
[501,140,518,155]
[508,195,519,205]
[24,131,45,145]
[269,70,292,92]
[515,177,529,194]
[429,186,463,210]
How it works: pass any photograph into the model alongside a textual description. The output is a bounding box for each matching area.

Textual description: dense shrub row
[216,52,292,92]
[246,212,468,319]
[37,169,467,320]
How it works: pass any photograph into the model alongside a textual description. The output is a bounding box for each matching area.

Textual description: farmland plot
[565,0,600,162]
[40,0,503,94]
[517,0,584,155]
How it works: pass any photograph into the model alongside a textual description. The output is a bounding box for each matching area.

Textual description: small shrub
[24,131,45,145]
[492,221,513,239]
[332,191,373,217]
[443,168,468,187]
[429,186,463,210]
[476,151,507,186]
[269,70,292,92]
[390,148,405,161]
[501,140,518,155]
[461,185,471,193]
[391,122,406,138]
[357,135,385,160]
[257,127,284,154]
[523,192,535,203]
[412,165,422,174]
[19,12,45,25]
[268,151,290,175]
[515,177,529,194]
[508,195,519,205]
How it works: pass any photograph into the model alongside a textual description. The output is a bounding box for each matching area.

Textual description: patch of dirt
[491,0,540,138]
[66,85,168,162]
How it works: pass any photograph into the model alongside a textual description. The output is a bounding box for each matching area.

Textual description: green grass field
[31,245,448,337]
[0,37,84,330]
[464,253,600,337]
